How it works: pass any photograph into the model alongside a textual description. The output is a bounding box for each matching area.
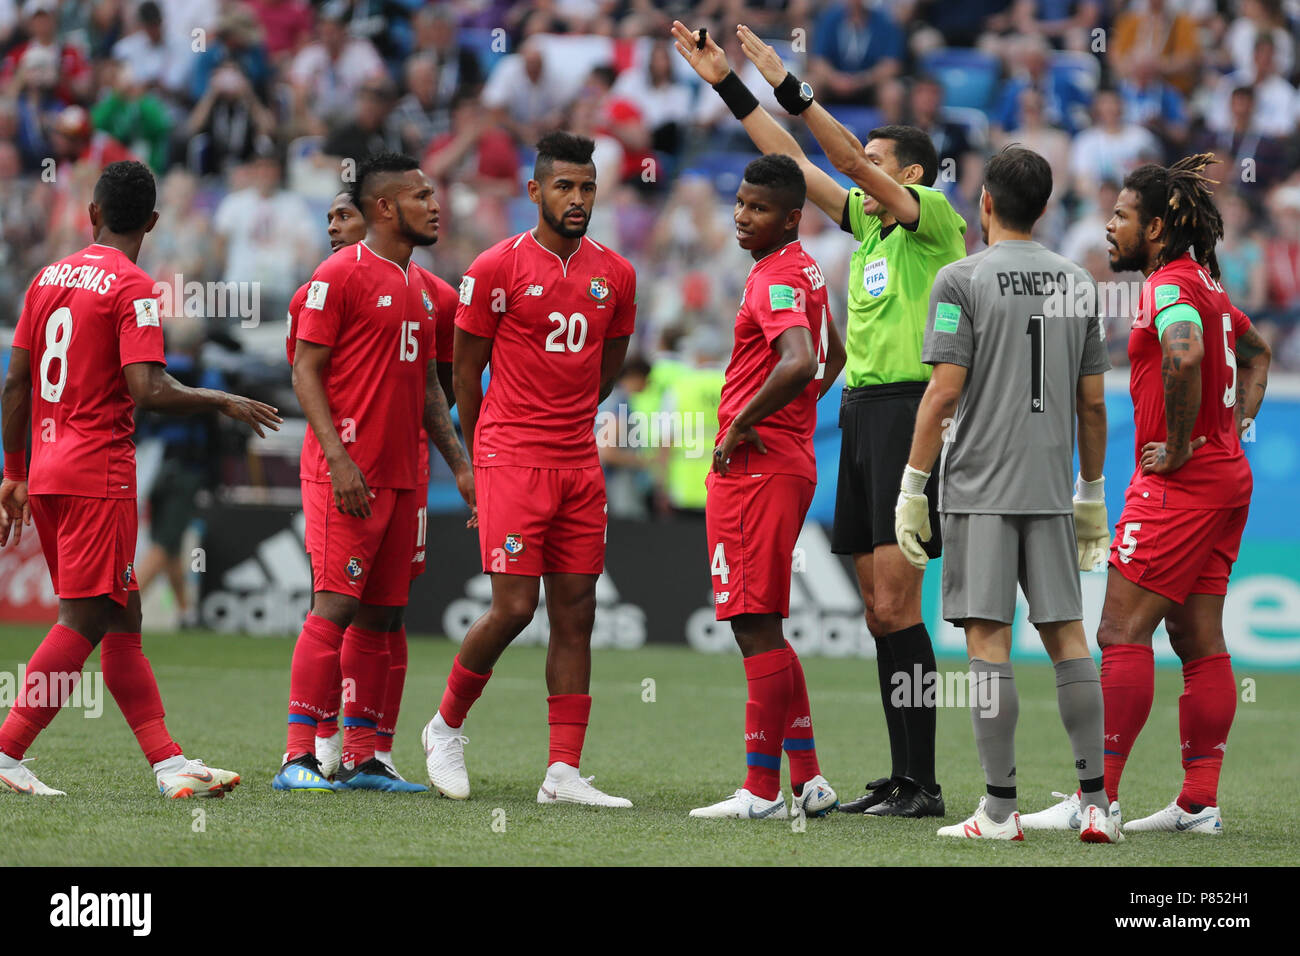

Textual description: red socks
[285,614,344,760]
[1177,653,1236,811]
[376,627,408,752]
[340,625,390,767]
[100,632,182,764]
[1100,643,1154,803]
[438,655,491,728]
[0,624,94,759]
[547,694,591,768]
[742,646,793,801]
[315,656,343,741]
[783,641,820,790]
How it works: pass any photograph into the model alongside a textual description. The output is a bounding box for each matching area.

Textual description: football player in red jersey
[1026,154,1272,835]
[687,154,846,821]
[421,132,637,807]
[275,152,474,793]
[0,161,282,797]
[285,189,460,782]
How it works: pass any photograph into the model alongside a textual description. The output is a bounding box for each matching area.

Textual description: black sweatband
[774,71,812,114]
[712,71,759,121]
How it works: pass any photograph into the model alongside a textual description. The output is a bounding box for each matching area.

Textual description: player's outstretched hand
[1073,497,1110,571]
[894,490,932,570]
[1139,435,1206,474]
[0,478,31,548]
[670,20,730,85]
[712,424,765,476]
[736,24,789,88]
[454,464,477,528]
[329,455,374,518]
[219,392,283,438]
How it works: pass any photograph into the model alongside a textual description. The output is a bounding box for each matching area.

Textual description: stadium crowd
[0,0,1298,516]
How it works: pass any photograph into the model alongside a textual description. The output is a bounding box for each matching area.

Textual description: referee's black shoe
[864,779,945,818]
[837,776,896,814]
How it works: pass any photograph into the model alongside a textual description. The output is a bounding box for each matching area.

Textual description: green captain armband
[1154,302,1202,337]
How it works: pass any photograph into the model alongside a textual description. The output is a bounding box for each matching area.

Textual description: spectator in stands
[190,3,273,105]
[11,44,61,171]
[109,1,191,107]
[480,35,570,143]
[0,0,92,104]
[137,169,216,286]
[322,76,403,160]
[1069,88,1161,195]
[874,76,907,128]
[1111,0,1202,96]
[411,5,483,110]
[421,92,517,248]
[909,73,977,166]
[1118,56,1188,155]
[992,33,1089,134]
[809,0,904,105]
[995,85,1069,183]
[50,103,134,169]
[91,59,172,172]
[1218,188,1268,318]
[248,0,315,67]
[913,0,1013,51]
[1263,186,1300,326]
[611,39,693,158]
[212,147,319,336]
[393,53,450,155]
[1060,178,1119,265]
[183,61,275,177]
[287,0,384,132]
[1197,85,1291,191]
[0,135,48,312]
[1208,33,1298,139]
[1009,0,1099,52]
[1224,0,1293,78]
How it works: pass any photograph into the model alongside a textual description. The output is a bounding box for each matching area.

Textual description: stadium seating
[920,48,1001,113]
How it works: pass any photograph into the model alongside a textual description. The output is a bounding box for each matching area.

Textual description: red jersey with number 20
[455,231,636,469]
[13,243,166,498]
[296,242,440,489]
[717,241,831,484]
[1129,254,1252,509]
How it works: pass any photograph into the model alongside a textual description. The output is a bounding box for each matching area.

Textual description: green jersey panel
[844,184,967,388]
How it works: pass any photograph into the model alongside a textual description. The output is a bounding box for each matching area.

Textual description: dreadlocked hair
[1123,153,1224,279]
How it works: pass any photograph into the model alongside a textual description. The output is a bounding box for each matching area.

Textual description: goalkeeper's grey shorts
[940,513,1083,626]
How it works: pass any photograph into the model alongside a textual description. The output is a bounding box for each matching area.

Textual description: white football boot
[937,796,1024,840]
[0,755,65,796]
[537,762,633,807]
[1079,803,1125,843]
[1019,790,1082,830]
[156,757,240,798]
[792,775,838,817]
[1124,800,1223,835]
[421,712,470,799]
[315,730,342,779]
[690,787,788,820]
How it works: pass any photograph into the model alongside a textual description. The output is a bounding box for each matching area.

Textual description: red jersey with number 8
[13,243,166,498]
[455,231,636,468]
[1128,254,1252,509]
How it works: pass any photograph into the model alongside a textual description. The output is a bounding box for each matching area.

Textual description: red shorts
[302,480,419,606]
[476,465,606,576]
[705,471,815,620]
[410,483,428,580]
[29,494,139,606]
[1109,493,1249,602]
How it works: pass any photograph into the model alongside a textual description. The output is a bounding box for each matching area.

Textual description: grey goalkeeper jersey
[922,240,1110,515]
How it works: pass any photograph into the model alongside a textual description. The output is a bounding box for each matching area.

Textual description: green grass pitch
[2,627,1297,866]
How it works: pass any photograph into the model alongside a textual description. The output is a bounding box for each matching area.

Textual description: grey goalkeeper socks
[970,658,1018,823]
[1054,656,1108,814]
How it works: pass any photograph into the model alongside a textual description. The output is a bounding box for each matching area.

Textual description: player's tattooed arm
[424,354,475,523]
[1233,322,1270,435]
[713,326,816,475]
[599,336,631,403]
[291,343,371,518]
[0,346,32,546]
[1142,319,1205,474]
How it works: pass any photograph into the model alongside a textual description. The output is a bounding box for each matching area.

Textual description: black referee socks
[883,623,939,791]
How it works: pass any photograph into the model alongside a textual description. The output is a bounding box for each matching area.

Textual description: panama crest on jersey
[122,562,134,586]
[345,556,364,580]
[588,276,609,301]
[421,288,433,313]
[504,532,524,554]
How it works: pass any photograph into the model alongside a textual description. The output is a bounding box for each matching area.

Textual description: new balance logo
[1214,742,1227,752]
[790,716,811,728]
[963,821,982,837]
[376,295,392,306]
[1104,733,1121,743]
[524,284,544,296]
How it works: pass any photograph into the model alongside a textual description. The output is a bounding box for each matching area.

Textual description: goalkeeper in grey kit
[895,147,1121,843]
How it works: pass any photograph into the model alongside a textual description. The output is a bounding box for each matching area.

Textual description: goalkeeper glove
[895,465,932,570]
[1073,473,1109,571]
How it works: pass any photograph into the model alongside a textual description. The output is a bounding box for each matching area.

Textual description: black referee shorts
[831,382,942,559]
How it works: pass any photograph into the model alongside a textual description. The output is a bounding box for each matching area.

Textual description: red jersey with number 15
[717,240,831,483]
[455,231,636,468]
[1128,254,1252,509]
[296,242,441,489]
[13,243,166,498]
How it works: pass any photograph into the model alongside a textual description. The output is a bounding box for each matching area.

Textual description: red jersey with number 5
[1128,254,1252,509]
[717,240,831,483]
[455,231,636,468]
[296,242,439,489]
[13,243,166,498]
